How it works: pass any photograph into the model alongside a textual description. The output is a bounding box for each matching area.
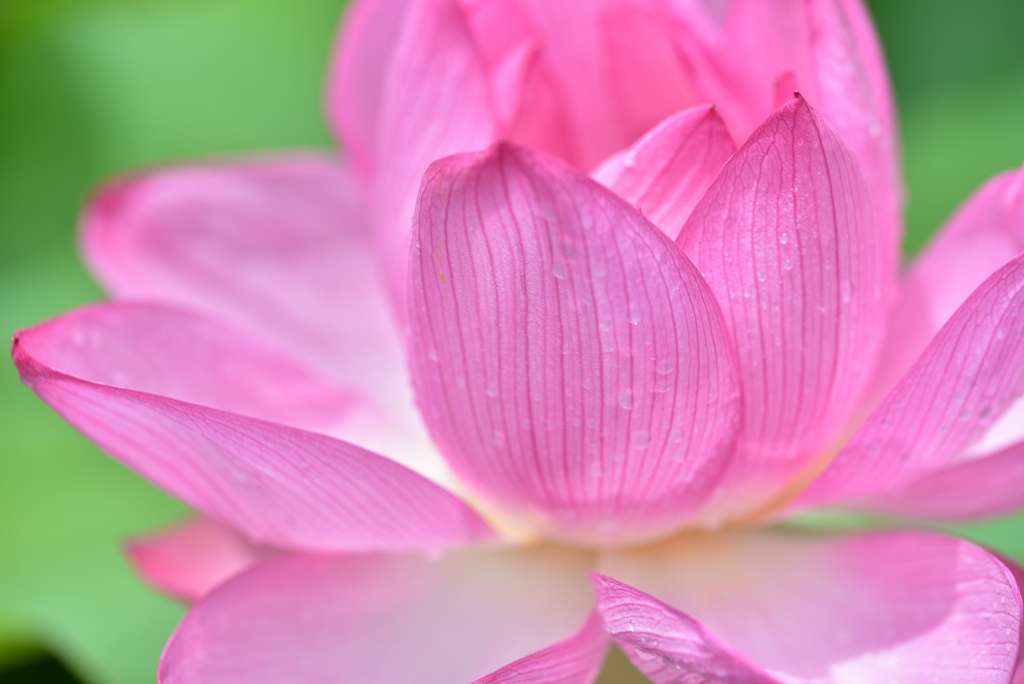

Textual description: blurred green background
[0,0,1022,682]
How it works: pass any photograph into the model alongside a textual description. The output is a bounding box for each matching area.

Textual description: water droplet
[520,419,532,430]
[840,281,853,303]
[622,149,638,168]
[779,233,789,245]
[484,383,498,398]
[427,349,439,362]
[631,430,650,449]
[635,648,658,661]
[552,259,569,280]
[492,430,505,447]
[627,306,642,325]
[655,380,672,393]
[618,389,637,409]
[589,461,603,478]
[782,258,792,270]
[656,359,675,375]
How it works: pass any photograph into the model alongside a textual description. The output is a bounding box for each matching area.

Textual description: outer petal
[841,440,1024,520]
[410,143,741,544]
[864,165,1024,414]
[797,252,1024,514]
[127,517,271,603]
[14,303,354,433]
[591,105,736,240]
[80,154,414,424]
[593,575,781,684]
[159,544,595,684]
[471,612,608,684]
[371,0,500,312]
[326,0,413,177]
[598,530,1021,683]
[678,97,885,518]
[13,304,495,552]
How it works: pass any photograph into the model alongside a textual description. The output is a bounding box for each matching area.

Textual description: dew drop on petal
[631,430,650,450]
[841,281,853,303]
[552,259,569,280]
[618,389,637,409]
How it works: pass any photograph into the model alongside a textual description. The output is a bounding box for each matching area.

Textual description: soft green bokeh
[1,1,1022,683]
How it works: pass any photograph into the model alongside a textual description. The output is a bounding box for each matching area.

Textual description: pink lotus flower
[12,0,1024,682]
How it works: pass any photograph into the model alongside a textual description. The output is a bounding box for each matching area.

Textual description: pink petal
[410,142,741,544]
[80,154,413,423]
[678,97,887,517]
[802,0,903,272]
[668,0,902,282]
[127,517,271,603]
[326,0,413,178]
[797,252,1024,513]
[159,544,595,684]
[864,165,1024,415]
[371,0,500,312]
[469,0,702,171]
[840,440,1024,520]
[672,0,899,202]
[471,612,608,684]
[1002,557,1024,684]
[15,303,354,432]
[13,304,495,552]
[591,105,736,240]
[595,2,701,158]
[593,575,781,684]
[597,530,1021,682]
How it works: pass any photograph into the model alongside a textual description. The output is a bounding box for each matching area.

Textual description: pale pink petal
[13,305,495,552]
[80,154,414,424]
[471,612,608,684]
[1002,557,1024,684]
[598,530,1021,683]
[326,0,413,177]
[410,143,741,544]
[371,0,500,312]
[127,517,271,603]
[591,105,736,240]
[593,575,781,684]
[797,252,1024,512]
[839,440,1024,520]
[678,97,886,517]
[159,544,595,684]
[864,165,1024,416]
[14,303,354,432]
